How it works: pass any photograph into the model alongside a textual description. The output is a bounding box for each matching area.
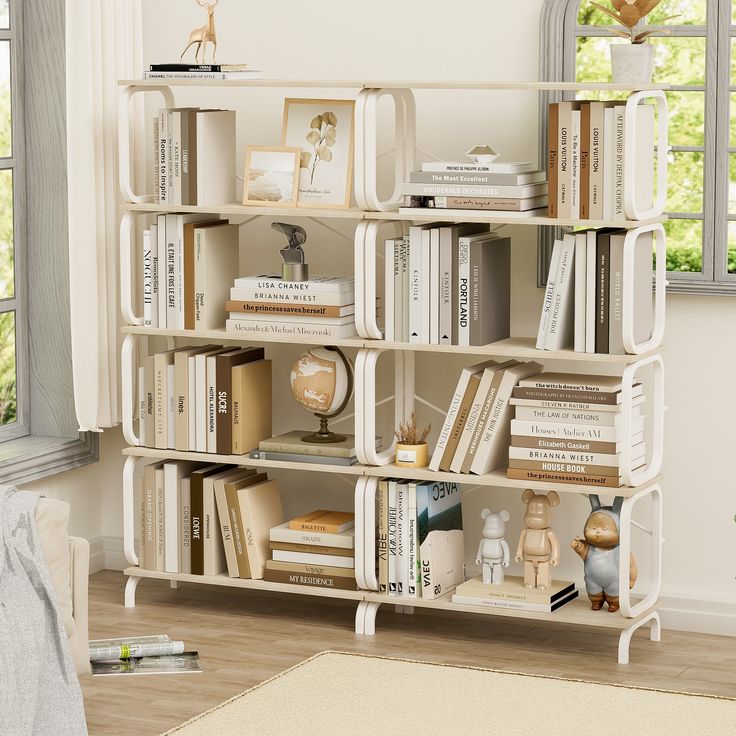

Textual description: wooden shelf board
[362,590,659,629]
[124,567,365,601]
[121,202,365,219]
[119,79,670,92]
[121,328,659,365]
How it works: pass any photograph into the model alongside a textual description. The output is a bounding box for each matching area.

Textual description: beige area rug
[163,650,736,735]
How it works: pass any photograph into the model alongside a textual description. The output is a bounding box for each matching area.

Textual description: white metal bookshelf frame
[117,79,668,664]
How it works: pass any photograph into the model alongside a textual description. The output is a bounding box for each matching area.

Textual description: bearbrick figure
[475,509,511,585]
[515,490,560,590]
[571,495,638,613]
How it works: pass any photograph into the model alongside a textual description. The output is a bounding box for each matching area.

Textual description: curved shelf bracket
[123,454,142,567]
[120,211,144,326]
[121,333,142,446]
[355,475,379,591]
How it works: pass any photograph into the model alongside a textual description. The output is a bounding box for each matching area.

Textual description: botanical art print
[282,98,355,208]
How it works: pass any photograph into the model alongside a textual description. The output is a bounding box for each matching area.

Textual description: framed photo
[282,98,355,209]
[242,145,301,207]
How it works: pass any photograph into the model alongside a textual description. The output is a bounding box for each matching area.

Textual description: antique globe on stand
[290,346,353,443]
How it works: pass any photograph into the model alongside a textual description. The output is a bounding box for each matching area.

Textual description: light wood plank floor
[81,571,736,736]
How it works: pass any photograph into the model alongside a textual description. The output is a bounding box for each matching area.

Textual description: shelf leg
[355,600,381,635]
[124,575,141,608]
[617,610,661,665]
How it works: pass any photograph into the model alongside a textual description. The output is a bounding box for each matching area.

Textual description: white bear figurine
[475,509,511,585]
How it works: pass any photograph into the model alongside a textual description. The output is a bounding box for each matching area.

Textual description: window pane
[729,155,736,214]
[665,219,703,273]
[728,222,736,274]
[0,169,12,299]
[667,151,704,213]
[0,41,10,158]
[649,37,706,86]
[667,91,704,147]
[0,309,16,425]
[576,36,615,85]
[0,1,7,30]
[649,0,706,25]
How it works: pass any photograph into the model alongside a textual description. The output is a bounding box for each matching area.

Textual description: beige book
[226,473,269,578]
[288,510,354,534]
[213,468,258,577]
[455,575,574,604]
[194,222,239,330]
[202,466,246,576]
[439,373,481,472]
[265,559,357,579]
[237,479,284,579]
[184,220,224,329]
[269,541,355,557]
[231,358,272,455]
[195,109,236,207]
[154,465,166,570]
[174,344,219,451]
[142,462,161,570]
[259,431,361,459]
[144,355,155,448]
[153,348,178,449]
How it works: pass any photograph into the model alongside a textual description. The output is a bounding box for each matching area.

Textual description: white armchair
[35,497,90,676]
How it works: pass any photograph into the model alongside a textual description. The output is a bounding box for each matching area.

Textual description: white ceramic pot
[610,43,654,85]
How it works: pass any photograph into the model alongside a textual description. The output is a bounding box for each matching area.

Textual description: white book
[388,480,397,596]
[142,230,153,327]
[158,109,169,205]
[398,207,546,220]
[408,224,430,343]
[469,361,543,475]
[195,109,236,206]
[138,366,146,446]
[179,477,192,574]
[437,226,454,345]
[545,233,576,350]
[206,354,218,453]
[269,521,355,549]
[457,232,493,347]
[233,274,354,291]
[194,348,224,452]
[270,550,355,568]
[429,228,440,344]
[165,213,179,329]
[384,238,396,342]
[144,71,264,80]
[603,107,616,221]
[614,105,626,220]
[229,287,354,306]
[228,312,355,326]
[149,223,159,329]
[407,483,419,598]
[514,404,641,427]
[399,238,409,341]
[170,110,182,205]
[585,231,597,353]
[570,109,581,220]
[396,483,407,596]
[536,240,562,350]
[225,319,358,340]
[422,160,536,173]
[510,395,645,411]
[156,215,167,328]
[187,354,198,451]
[166,364,176,449]
[451,592,578,612]
[510,415,645,442]
[509,444,645,466]
[573,232,587,353]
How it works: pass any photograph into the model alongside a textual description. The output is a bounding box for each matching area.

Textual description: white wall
[34,0,736,632]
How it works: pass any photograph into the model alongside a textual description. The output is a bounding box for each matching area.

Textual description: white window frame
[540,0,736,294]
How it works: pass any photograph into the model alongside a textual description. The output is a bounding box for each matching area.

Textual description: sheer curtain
[65,0,143,431]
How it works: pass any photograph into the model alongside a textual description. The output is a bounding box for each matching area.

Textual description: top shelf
[119,79,671,92]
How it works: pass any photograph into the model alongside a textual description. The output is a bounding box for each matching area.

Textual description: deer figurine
[181,0,219,64]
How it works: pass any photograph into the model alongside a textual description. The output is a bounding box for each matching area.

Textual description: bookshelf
[117,78,666,664]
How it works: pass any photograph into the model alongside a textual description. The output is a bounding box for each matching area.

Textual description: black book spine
[150,64,224,72]
[595,232,610,354]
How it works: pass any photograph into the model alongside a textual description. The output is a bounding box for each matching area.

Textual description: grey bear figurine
[570,495,638,613]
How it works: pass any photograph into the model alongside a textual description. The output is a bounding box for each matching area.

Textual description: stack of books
[429,360,542,476]
[384,225,510,346]
[142,217,237,330]
[452,576,578,613]
[376,480,464,600]
[536,229,653,353]
[145,63,263,81]
[136,464,283,579]
[137,345,272,455]
[152,107,236,206]
[250,431,380,467]
[398,160,548,218]
[264,510,357,590]
[225,274,358,340]
[507,372,647,488]
[547,100,655,220]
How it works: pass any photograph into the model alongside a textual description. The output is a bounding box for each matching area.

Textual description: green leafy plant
[394,412,431,446]
[590,0,678,43]
[301,111,337,184]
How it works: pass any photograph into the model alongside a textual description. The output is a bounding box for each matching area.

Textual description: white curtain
[66,0,143,432]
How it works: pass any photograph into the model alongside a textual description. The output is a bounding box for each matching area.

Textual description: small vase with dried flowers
[590,0,679,84]
[394,412,431,468]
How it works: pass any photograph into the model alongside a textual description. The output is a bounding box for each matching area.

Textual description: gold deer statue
[181,0,219,64]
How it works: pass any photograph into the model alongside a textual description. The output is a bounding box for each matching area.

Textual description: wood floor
[81,571,736,736]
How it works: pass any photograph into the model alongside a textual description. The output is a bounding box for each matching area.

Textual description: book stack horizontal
[385,224,510,346]
[251,430,382,466]
[547,100,655,220]
[398,160,548,218]
[264,510,357,590]
[135,463,284,580]
[226,274,358,340]
[452,575,578,613]
[429,360,542,476]
[143,217,238,330]
[377,479,463,600]
[507,372,647,488]
[536,229,653,353]
[152,108,236,206]
[137,344,272,455]
[145,63,263,81]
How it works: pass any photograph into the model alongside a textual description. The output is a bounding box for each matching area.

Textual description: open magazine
[91,652,202,676]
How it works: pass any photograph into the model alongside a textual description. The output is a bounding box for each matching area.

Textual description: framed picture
[281,98,355,209]
[242,145,301,207]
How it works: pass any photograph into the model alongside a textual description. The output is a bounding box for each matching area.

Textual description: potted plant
[590,0,677,84]
[394,412,431,468]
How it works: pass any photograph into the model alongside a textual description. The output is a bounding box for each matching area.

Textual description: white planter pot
[610,43,654,85]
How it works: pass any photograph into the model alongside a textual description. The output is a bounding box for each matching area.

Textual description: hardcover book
[232,359,272,455]
[269,521,355,549]
[289,510,355,534]
[237,479,284,579]
[262,569,359,591]
[194,223,239,331]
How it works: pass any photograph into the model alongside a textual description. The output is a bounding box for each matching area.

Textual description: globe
[290,347,352,417]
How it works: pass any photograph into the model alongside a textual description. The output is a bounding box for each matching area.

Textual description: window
[541,0,736,294]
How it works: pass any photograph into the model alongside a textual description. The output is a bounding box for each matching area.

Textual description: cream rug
[163,651,736,735]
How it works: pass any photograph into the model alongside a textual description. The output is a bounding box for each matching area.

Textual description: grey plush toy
[571,495,638,613]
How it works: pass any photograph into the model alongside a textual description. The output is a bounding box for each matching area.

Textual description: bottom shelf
[125,567,657,629]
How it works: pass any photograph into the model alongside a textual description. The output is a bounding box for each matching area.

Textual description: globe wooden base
[301,416,347,444]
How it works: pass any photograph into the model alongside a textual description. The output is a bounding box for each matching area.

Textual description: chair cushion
[35,498,75,637]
